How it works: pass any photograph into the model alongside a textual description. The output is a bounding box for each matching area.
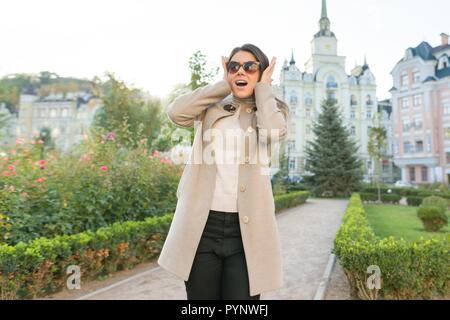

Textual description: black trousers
[185,210,261,300]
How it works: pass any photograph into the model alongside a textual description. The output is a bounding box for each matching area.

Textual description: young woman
[158,43,289,300]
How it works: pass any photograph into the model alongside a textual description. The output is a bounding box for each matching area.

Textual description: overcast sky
[0,0,448,100]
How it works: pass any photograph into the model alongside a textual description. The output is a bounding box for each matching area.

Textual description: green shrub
[418,191,435,198]
[275,191,309,212]
[380,194,402,204]
[334,193,449,300]
[407,196,423,207]
[360,193,378,202]
[417,206,448,232]
[0,213,172,299]
[421,196,448,213]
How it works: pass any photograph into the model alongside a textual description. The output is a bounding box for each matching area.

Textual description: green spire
[319,0,331,33]
[321,0,328,19]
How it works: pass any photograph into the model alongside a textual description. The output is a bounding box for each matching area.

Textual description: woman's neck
[232,94,256,105]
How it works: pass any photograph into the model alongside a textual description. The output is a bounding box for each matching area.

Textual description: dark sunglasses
[227,61,261,74]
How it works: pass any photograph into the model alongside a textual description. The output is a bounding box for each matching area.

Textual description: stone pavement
[44,198,349,300]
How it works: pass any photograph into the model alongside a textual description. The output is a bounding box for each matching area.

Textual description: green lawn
[364,204,450,242]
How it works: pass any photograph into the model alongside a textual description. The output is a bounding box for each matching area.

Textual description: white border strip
[313,253,336,300]
[75,266,162,300]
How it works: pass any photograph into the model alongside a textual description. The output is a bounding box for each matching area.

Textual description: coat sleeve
[166,80,232,128]
[254,82,289,143]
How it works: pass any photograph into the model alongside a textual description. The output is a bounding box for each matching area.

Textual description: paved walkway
[44,198,349,300]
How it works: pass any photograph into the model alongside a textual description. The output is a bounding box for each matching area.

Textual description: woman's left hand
[259,57,276,85]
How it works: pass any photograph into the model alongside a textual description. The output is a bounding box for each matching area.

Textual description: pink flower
[15,138,24,145]
[36,177,46,183]
[100,165,108,171]
[10,149,16,155]
[160,157,173,165]
[106,132,116,141]
[37,140,44,144]
[38,160,46,166]
[8,165,15,171]
[80,154,92,162]
[152,150,161,157]
[3,171,11,177]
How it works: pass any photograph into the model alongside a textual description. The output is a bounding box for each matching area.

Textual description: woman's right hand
[222,56,229,81]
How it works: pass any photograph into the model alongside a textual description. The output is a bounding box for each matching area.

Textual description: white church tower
[279,0,378,181]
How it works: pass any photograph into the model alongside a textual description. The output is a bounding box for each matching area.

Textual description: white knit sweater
[210,95,256,213]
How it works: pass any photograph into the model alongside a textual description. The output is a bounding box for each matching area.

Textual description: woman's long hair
[227,43,290,126]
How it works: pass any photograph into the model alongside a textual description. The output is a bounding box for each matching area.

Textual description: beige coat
[157,80,289,296]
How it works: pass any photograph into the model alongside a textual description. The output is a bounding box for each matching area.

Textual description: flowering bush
[0,127,181,245]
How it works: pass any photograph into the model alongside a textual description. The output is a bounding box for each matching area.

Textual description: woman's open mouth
[235,80,248,88]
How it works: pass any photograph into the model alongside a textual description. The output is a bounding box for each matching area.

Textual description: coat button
[240,185,246,192]
[244,156,250,164]
[247,127,254,133]
[243,216,250,224]
[246,108,253,114]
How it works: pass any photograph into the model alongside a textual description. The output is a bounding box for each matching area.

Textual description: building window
[62,108,69,117]
[402,97,409,109]
[415,140,423,153]
[366,95,373,106]
[327,90,337,102]
[290,95,298,105]
[413,71,420,84]
[445,128,450,139]
[401,74,409,87]
[350,110,355,119]
[350,95,357,106]
[443,100,450,115]
[413,94,422,107]
[409,167,415,182]
[289,159,296,170]
[50,109,57,118]
[404,141,412,153]
[350,126,356,136]
[414,116,423,130]
[446,152,450,164]
[402,120,409,131]
[304,92,313,106]
[421,166,428,182]
[326,75,338,89]
[366,110,372,119]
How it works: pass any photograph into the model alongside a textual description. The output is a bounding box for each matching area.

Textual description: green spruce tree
[304,98,364,197]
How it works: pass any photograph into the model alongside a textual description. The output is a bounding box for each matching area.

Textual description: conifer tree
[304,98,364,197]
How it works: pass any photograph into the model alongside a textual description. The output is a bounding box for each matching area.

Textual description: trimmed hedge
[359,193,401,204]
[407,196,423,207]
[334,193,450,300]
[0,214,172,300]
[274,191,310,213]
[0,190,309,300]
[361,187,402,195]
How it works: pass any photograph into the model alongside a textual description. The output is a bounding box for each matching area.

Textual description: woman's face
[227,51,261,99]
